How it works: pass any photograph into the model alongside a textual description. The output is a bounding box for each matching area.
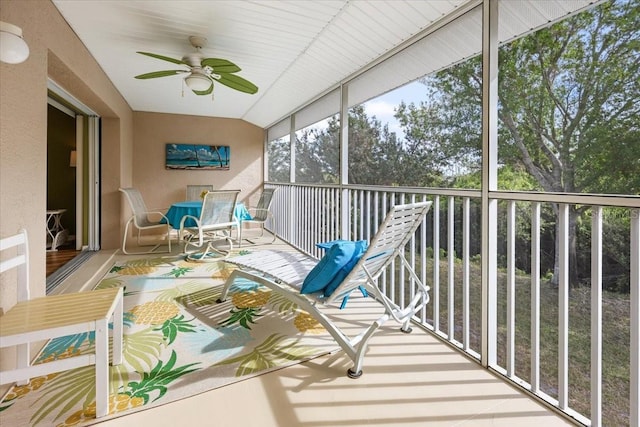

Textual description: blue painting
[166,143,230,170]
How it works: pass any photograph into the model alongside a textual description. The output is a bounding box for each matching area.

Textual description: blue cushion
[316,239,352,251]
[323,240,368,297]
[300,242,358,294]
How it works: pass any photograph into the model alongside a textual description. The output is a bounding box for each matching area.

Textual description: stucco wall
[0,0,134,374]
[0,0,266,378]
[132,112,264,213]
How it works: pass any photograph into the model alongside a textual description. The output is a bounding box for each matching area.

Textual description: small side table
[46,209,67,251]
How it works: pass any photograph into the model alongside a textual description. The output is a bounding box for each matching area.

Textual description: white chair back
[186,185,214,201]
[200,190,240,228]
[252,188,276,221]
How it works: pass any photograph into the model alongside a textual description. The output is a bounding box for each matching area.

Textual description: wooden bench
[0,229,123,418]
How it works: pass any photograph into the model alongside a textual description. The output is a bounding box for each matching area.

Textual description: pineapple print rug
[0,252,338,426]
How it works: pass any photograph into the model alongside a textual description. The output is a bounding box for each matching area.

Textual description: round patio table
[162,201,251,229]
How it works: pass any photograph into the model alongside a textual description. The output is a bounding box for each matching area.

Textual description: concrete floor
[60,236,575,427]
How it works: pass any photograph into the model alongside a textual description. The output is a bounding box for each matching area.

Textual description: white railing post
[558,203,569,410]
[422,194,429,325]
[292,186,298,246]
[631,209,639,427]
[381,192,388,294]
[341,188,350,240]
[433,195,441,333]
[448,196,455,340]
[507,200,516,377]
[462,197,470,351]
[591,206,603,427]
[531,202,541,393]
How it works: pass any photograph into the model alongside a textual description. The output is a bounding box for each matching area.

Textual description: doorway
[47,102,79,277]
[46,80,101,292]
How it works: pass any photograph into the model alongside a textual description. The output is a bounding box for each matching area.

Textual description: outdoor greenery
[269,0,639,293]
[267,1,637,424]
[405,257,631,426]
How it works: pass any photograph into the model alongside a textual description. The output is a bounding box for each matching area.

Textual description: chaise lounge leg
[216,269,241,303]
[347,368,363,379]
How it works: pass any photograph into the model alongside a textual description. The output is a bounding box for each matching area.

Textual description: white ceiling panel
[51,0,602,129]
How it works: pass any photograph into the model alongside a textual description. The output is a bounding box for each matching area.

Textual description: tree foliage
[398,0,639,289]
[266,0,638,291]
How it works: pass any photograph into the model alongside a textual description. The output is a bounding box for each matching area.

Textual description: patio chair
[186,184,214,201]
[242,187,277,244]
[218,201,432,378]
[180,189,241,261]
[119,187,172,255]
[0,229,124,419]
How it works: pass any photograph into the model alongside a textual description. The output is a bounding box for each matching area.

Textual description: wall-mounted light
[69,150,77,168]
[0,21,30,64]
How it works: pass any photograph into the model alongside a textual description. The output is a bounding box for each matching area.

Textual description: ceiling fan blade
[192,81,214,96]
[201,58,241,73]
[215,73,258,94]
[135,70,188,79]
[137,51,187,65]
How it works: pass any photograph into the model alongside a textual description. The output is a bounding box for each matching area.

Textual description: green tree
[348,105,407,186]
[295,118,339,183]
[267,136,291,182]
[503,0,639,285]
[288,107,414,186]
[396,0,639,286]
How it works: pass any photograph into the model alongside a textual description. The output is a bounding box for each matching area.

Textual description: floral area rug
[0,251,335,426]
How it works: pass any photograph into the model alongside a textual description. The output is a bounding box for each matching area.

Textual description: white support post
[289,117,296,243]
[340,84,350,241]
[481,0,499,368]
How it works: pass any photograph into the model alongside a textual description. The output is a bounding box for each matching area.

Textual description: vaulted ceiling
[52,0,600,129]
[52,0,469,128]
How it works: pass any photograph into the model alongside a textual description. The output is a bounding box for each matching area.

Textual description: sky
[296,79,428,141]
[362,80,427,140]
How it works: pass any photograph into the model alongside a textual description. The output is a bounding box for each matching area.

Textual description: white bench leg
[16,343,29,385]
[95,318,109,418]
[111,292,124,365]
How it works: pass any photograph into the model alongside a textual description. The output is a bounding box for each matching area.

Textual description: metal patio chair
[242,187,277,244]
[119,187,172,255]
[179,189,241,261]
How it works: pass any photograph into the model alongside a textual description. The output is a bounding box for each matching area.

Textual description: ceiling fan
[134,36,258,96]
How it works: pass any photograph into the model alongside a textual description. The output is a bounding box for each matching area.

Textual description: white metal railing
[265,182,639,427]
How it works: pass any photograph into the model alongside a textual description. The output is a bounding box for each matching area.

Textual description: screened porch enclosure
[263,1,640,426]
[262,183,638,426]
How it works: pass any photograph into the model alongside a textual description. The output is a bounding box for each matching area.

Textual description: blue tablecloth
[162,201,251,229]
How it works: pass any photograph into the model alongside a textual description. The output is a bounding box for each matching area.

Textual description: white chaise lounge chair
[217,201,432,378]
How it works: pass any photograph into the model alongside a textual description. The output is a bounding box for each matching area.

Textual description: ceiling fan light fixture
[184,73,211,91]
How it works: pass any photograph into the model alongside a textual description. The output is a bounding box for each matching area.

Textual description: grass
[389,257,631,426]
